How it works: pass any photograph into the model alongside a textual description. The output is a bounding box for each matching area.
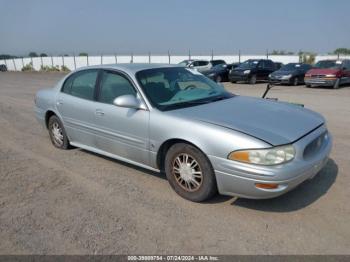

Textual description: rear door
[93,70,150,165]
[56,69,99,147]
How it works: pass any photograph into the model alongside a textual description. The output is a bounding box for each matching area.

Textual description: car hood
[168,96,324,146]
[306,68,340,75]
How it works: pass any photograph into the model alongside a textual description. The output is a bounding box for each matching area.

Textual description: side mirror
[189,64,194,68]
[113,95,146,110]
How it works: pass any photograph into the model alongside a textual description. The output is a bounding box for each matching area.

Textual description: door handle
[95,109,105,116]
[56,100,63,106]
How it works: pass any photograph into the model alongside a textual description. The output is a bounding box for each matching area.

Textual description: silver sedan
[34,64,332,202]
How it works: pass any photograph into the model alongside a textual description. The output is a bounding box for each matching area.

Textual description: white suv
[178,60,212,72]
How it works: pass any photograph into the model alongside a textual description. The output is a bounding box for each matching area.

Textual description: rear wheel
[164,143,217,202]
[249,75,257,85]
[48,115,70,149]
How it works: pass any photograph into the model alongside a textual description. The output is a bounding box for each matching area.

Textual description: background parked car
[274,62,284,70]
[210,59,226,66]
[269,63,312,86]
[203,63,239,82]
[178,59,212,72]
[0,64,7,72]
[304,59,350,89]
[229,59,276,84]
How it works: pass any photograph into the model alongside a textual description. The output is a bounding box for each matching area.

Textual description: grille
[303,132,328,159]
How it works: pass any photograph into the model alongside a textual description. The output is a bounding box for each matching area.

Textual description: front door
[94,70,150,166]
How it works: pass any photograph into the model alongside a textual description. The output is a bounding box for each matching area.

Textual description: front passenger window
[98,71,136,104]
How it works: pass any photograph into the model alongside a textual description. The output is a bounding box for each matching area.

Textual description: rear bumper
[210,125,332,199]
[305,77,336,86]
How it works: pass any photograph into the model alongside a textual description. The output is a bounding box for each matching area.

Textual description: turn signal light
[255,183,279,189]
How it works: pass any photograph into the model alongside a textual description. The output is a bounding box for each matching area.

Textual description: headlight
[281,74,292,79]
[228,145,295,165]
[208,73,215,77]
[243,70,251,74]
[325,74,336,78]
[268,74,272,78]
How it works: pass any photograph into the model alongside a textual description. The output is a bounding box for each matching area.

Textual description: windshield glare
[237,60,259,69]
[280,63,301,71]
[314,60,341,69]
[136,67,232,111]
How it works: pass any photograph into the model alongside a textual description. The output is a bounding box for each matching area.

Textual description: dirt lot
[0,72,350,255]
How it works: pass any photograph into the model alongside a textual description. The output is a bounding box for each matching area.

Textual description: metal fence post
[21,57,24,69]
[115,53,117,64]
[40,56,43,69]
[189,49,191,60]
[131,52,133,63]
[12,58,17,71]
[101,54,103,65]
[238,50,241,63]
[266,49,269,59]
[62,56,65,68]
[168,50,171,64]
[73,54,76,70]
[211,49,214,60]
[148,52,151,63]
[51,55,54,67]
[30,57,33,67]
[87,55,89,66]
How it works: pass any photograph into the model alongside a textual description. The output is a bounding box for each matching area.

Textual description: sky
[0,0,349,56]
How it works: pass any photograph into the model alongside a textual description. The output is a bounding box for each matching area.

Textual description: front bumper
[305,77,336,87]
[210,125,332,199]
[269,77,291,85]
[229,73,250,82]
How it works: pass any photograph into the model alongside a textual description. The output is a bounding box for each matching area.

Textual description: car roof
[74,63,180,75]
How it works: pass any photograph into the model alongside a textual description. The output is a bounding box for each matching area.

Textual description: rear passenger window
[70,70,98,100]
[98,71,136,104]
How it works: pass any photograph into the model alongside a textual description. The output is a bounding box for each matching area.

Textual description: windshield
[136,67,233,111]
[280,63,301,71]
[210,60,225,66]
[314,60,342,69]
[178,60,191,66]
[237,60,259,69]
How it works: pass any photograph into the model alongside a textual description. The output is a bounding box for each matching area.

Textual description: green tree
[40,53,48,57]
[28,52,38,57]
[79,52,88,56]
[333,48,350,55]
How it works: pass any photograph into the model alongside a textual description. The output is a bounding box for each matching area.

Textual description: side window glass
[70,70,98,100]
[258,61,264,69]
[98,71,136,104]
[61,76,74,94]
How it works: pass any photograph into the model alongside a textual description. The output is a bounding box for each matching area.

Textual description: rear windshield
[313,60,342,69]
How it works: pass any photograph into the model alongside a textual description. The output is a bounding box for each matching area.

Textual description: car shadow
[80,149,167,180]
[78,149,338,210]
[231,158,338,212]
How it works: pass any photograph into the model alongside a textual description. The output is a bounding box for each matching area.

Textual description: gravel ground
[0,72,349,255]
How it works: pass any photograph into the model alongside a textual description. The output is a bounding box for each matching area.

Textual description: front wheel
[333,78,340,89]
[249,74,257,85]
[164,143,217,202]
[291,77,299,86]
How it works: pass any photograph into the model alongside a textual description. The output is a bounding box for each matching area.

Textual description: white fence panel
[102,55,117,64]
[62,57,75,71]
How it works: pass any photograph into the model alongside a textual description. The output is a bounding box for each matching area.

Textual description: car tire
[249,75,257,85]
[164,143,217,202]
[230,80,236,83]
[216,75,222,83]
[292,77,298,86]
[333,78,340,89]
[306,84,311,88]
[48,115,70,149]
